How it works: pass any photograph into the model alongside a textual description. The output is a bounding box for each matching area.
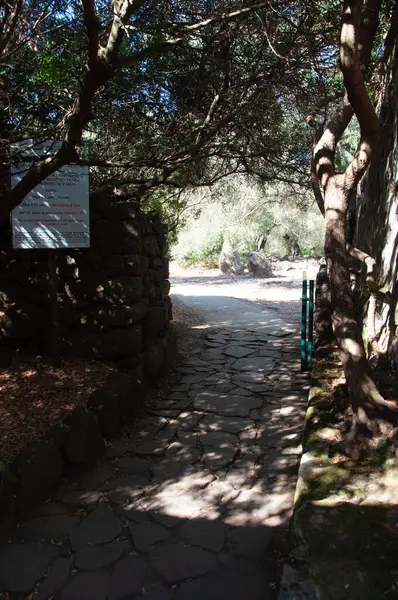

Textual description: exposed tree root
[341,385,398,460]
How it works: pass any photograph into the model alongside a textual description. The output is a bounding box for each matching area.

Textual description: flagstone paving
[0,323,309,600]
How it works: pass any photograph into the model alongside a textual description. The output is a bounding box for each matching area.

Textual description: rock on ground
[246,252,274,278]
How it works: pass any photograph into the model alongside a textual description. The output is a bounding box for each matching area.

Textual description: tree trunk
[324,174,388,457]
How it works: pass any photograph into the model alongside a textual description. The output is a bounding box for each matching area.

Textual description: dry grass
[0,355,116,467]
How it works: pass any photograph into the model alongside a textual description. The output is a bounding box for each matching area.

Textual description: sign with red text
[11,141,90,249]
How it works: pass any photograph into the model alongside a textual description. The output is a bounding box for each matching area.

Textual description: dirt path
[170,258,319,326]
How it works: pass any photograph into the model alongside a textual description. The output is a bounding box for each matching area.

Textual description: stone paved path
[0,300,309,600]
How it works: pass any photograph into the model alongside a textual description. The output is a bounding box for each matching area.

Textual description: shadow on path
[0,318,309,600]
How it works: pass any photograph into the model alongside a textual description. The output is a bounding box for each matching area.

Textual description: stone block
[70,277,143,305]
[161,280,171,298]
[64,407,105,467]
[142,235,160,257]
[90,193,112,212]
[86,300,148,327]
[0,302,47,340]
[91,220,142,254]
[144,340,166,378]
[104,200,141,221]
[12,442,64,516]
[165,297,173,321]
[104,371,145,420]
[85,325,143,360]
[87,387,121,439]
[144,306,168,340]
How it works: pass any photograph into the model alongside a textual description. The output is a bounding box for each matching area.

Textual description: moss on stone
[293,502,398,599]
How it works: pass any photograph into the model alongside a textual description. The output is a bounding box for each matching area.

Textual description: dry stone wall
[0,193,175,378]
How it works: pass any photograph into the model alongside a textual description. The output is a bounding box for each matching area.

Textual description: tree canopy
[2,0,375,214]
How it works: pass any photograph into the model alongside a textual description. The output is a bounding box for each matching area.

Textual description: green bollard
[301,274,308,371]
[307,280,314,370]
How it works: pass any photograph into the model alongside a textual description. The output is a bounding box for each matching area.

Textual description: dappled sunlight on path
[0,279,309,600]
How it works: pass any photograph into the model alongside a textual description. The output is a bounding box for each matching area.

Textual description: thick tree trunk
[324,174,389,457]
[308,0,398,457]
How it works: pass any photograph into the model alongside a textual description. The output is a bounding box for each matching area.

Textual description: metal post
[307,279,314,370]
[301,274,308,371]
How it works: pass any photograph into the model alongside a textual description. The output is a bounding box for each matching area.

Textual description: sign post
[10,141,90,362]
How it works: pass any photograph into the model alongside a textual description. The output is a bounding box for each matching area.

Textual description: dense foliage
[171,177,324,266]
[1,0,358,206]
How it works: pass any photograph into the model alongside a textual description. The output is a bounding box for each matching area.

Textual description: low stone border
[278,340,398,599]
[0,327,177,540]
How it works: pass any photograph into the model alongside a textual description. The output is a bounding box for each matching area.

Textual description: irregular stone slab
[177,411,204,430]
[155,424,179,442]
[142,478,213,520]
[61,571,111,600]
[199,431,239,447]
[198,415,254,434]
[148,409,181,418]
[75,541,129,570]
[56,490,102,508]
[131,416,168,438]
[194,392,262,417]
[70,504,123,548]
[259,347,281,357]
[258,426,302,450]
[17,514,80,542]
[150,542,218,583]
[138,583,171,599]
[152,458,198,483]
[36,557,73,600]
[115,457,153,474]
[227,386,253,397]
[28,502,72,518]
[180,519,226,552]
[175,565,272,600]
[134,439,169,455]
[0,543,59,593]
[203,446,238,469]
[150,511,181,529]
[78,465,115,490]
[171,383,191,392]
[109,555,147,600]
[204,372,232,384]
[179,374,206,385]
[223,345,257,358]
[100,473,150,491]
[171,397,193,410]
[239,428,257,442]
[203,478,242,506]
[232,356,275,373]
[227,526,273,559]
[183,359,213,368]
[200,352,225,362]
[108,485,147,508]
[130,522,170,552]
[106,440,132,458]
[232,371,265,383]
[225,487,292,527]
[177,431,199,447]
[168,391,189,401]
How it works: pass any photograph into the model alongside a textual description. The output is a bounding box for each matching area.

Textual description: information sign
[11,140,90,249]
